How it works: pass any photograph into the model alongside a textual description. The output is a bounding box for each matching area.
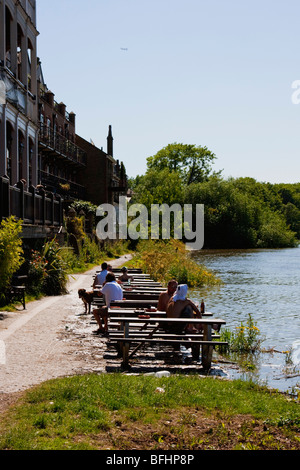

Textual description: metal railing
[39,123,87,166]
[0,176,63,227]
[40,171,86,200]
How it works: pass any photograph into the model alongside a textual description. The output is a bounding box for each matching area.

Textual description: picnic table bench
[108,316,227,371]
[5,275,27,309]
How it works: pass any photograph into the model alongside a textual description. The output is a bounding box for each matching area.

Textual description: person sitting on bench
[166,284,202,333]
[118,267,134,284]
[92,272,123,335]
[93,262,109,289]
[157,279,178,312]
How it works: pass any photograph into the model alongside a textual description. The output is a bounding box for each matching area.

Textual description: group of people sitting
[92,262,132,335]
[91,263,202,336]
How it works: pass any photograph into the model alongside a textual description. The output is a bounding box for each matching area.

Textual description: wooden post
[41,189,46,226]
[57,194,63,225]
[29,185,36,225]
[122,321,130,369]
[49,192,54,225]
[202,324,213,371]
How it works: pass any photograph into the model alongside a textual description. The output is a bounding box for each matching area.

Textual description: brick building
[37,61,88,201]
[76,125,126,207]
[0,0,127,232]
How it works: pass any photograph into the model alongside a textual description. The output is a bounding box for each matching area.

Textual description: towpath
[0,255,132,406]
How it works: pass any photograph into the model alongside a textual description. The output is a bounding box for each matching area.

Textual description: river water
[190,246,300,394]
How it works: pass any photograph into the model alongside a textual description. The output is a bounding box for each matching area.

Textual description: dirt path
[0,255,132,410]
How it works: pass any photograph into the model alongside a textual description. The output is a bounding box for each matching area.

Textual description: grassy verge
[0,374,299,450]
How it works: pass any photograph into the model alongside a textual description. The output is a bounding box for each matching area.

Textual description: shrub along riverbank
[127,239,221,287]
[0,374,299,450]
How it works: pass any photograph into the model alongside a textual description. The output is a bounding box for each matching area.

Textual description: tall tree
[146,143,219,185]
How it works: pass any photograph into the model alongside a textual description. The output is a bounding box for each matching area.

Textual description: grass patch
[0,374,299,450]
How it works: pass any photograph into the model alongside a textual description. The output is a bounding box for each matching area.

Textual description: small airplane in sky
[120,48,128,51]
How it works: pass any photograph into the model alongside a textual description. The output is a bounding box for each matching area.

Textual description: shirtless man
[117,266,133,283]
[157,279,178,312]
[166,284,202,319]
[166,284,202,333]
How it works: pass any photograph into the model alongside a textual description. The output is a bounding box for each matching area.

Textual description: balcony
[0,66,33,115]
[0,176,63,227]
[109,177,126,193]
[39,123,87,166]
[40,170,86,201]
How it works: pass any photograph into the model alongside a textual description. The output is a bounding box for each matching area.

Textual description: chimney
[107,125,113,157]
[69,112,76,125]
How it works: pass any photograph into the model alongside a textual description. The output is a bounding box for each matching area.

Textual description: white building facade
[0,0,39,187]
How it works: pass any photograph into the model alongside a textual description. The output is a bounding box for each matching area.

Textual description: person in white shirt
[93,262,108,288]
[92,272,123,334]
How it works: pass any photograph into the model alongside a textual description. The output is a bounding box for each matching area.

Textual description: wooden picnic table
[108,316,227,371]
[115,273,151,278]
[92,291,160,307]
[108,308,213,318]
[108,308,166,319]
[110,299,159,308]
[124,284,164,288]
[122,292,160,300]
[123,286,166,292]
[112,268,143,273]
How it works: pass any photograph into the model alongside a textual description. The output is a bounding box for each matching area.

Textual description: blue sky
[37,0,300,183]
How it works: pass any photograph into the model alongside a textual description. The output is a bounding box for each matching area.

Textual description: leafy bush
[128,239,220,287]
[27,239,68,297]
[27,250,48,297]
[41,239,68,296]
[0,217,24,304]
[66,216,85,240]
[70,200,98,217]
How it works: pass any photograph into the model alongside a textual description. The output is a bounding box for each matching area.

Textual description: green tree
[147,143,219,185]
[130,168,184,209]
[184,177,298,249]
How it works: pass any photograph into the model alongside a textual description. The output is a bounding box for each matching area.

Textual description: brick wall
[75,135,115,206]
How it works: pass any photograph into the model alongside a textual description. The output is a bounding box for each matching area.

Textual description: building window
[18,130,25,181]
[27,39,34,92]
[29,139,34,186]
[5,7,12,70]
[6,122,13,183]
[46,118,51,139]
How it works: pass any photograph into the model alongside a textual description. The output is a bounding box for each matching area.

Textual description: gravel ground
[0,255,132,410]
